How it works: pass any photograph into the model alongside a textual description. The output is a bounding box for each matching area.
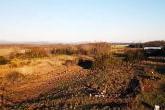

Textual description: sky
[0,0,165,43]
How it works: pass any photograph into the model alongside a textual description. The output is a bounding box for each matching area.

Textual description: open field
[0,42,164,110]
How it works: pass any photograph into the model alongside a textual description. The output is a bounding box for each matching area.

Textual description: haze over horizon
[0,0,165,43]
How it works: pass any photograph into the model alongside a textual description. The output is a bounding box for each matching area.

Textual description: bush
[124,49,146,63]
[89,42,111,55]
[10,59,31,67]
[5,71,25,83]
[0,56,9,65]
[51,47,76,55]
[50,42,112,56]
[9,48,49,59]
[93,53,110,70]
[25,48,49,58]
[77,47,88,55]
[92,53,121,70]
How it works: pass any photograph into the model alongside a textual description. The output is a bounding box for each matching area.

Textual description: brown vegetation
[0,42,164,110]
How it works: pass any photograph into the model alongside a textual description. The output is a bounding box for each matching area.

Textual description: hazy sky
[0,0,165,43]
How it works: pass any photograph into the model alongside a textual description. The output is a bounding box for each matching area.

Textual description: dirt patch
[78,59,93,69]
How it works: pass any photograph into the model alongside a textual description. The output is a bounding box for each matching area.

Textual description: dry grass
[0,43,164,110]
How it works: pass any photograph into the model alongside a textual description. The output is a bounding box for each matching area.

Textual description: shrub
[0,56,9,65]
[93,53,110,70]
[77,47,88,55]
[50,42,112,56]
[5,71,25,83]
[90,42,111,55]
[92,53,121,70]
[124,49,145,63]
[9,48,49,59]
[25,48,49,58]
[10,59,31,67]
[51,47,76,55]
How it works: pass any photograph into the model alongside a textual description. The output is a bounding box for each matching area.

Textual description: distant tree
[144,40,165,47]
